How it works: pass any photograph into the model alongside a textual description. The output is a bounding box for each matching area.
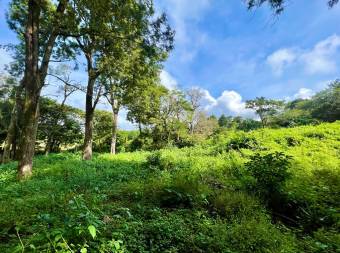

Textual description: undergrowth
[0,122,339,252]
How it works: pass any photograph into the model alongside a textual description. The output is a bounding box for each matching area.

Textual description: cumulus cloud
[267,34,340,76]
[267,48,296,76]
[293,88,315,99]
[201,89,256,118]
[301,35,340,74]
[160,70,178,90]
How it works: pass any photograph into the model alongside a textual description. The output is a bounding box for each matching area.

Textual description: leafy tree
[155,90,192,146]
[310,80,340,122]
[126,82,167,134]
[218,114,233,128]
[37,98,83,154]
[193,112,219,136]
[92,110,113,152]
[64,0,173,160]
[0,74,17,159]
[0,73,21,163]
[246,97,283,128]
[186,88,205,134]
[236,118,262,131]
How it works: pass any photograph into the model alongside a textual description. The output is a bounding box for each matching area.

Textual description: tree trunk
[110,101,119,155]
[83,108,94,160]
[2,107,17,163]
[15,0,68,178]
[2,83,24,163]
[17,0,40,179]
[82,73,96,160]
[18,93,40,179]
[138,122,142,134]
[45,136,52,155]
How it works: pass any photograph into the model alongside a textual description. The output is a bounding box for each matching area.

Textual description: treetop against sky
[0,0,339,130]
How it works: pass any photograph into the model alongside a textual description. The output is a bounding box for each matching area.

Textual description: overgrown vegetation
[0,122,339,252]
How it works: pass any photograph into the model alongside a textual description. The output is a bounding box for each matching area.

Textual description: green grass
[0,122,339,252]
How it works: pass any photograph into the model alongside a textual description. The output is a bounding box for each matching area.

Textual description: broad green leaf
[88,225,96,239]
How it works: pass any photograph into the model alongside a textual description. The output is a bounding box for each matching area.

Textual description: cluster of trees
[0,0,339,179]
[2,76,338,161]
[0,0,174,178]
[217,80,340,130]
[0,84,219,152]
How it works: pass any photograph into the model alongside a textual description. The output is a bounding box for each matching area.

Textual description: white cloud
[267,48,296,76]
[155,0,210,62]
[267,34,340,76]
[293,88,315,99]
[202,89,256,118]
[157,0,210,43]
[160,70,178,90]
[301,35,340,74]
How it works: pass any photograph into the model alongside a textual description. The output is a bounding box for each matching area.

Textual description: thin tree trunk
[2,107,17,163]
[2,83,24,163]
[110,112,118,154]
[45,136,52,155]
[138,122,142,134]
[110,100,119,155]
[83,108,94,160]
[82,73,96,160]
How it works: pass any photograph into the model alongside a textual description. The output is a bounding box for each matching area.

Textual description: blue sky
[1,0,340,127]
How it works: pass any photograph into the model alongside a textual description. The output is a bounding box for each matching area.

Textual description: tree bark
[2,106,17,163]
[110,110,118,154]
[18,93,40,179]
[17,0,41,179]
[82,71,96,160]
[2,69,25,163]
[110,98,119,155]
[17,0,68,178]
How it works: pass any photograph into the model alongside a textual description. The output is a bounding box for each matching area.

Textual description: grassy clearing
[0,122,339,252]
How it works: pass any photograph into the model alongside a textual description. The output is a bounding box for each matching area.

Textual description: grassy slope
[0,122,339,252]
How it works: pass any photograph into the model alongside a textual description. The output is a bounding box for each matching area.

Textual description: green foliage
[310,80,340,122]
[245,152,292,212]
[0,122,339,252]
[37,98,83,153]
[246,96,284,127]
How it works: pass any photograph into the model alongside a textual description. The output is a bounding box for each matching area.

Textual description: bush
[210,190,262,221]
[145,151,176,171]
[227,135,259,151]
[285,136,302,147]
[245,152,292,207]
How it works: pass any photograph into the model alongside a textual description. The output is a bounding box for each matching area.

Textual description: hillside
[0,122,339,252]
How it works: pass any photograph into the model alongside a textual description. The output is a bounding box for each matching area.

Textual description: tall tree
[310,80,340,122]
[186,88,204,134]
[6,0,69,178]
[246,97,283,128]
[37,98,83,154]
[65,0,173,160]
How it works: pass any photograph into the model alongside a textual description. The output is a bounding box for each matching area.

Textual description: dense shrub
[245,152,292,208]
[210,190,262,221]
